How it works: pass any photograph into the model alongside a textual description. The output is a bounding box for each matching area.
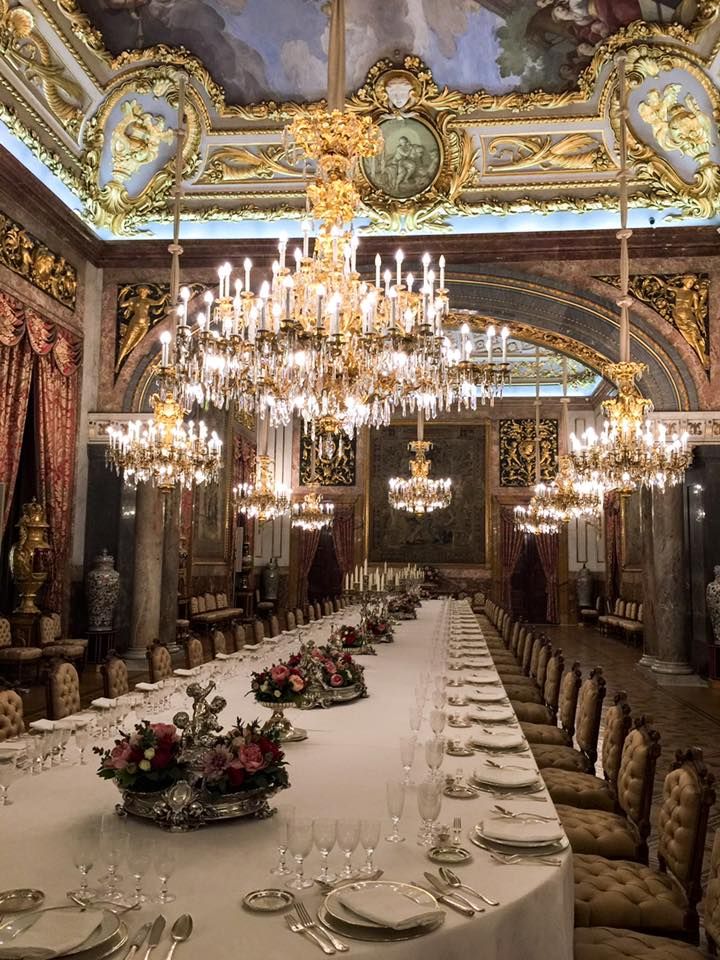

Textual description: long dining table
[3,599,573,959]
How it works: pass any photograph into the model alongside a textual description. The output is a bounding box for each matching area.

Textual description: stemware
[68,827,100,903]
[152,841,178,904]
[312,818,337,884]
[75,727,90,766]
[432,689,447,710]
[336,818,360,879]
[385,781,406,843]
[126,836,152,904]
[359,819,380,876]
[286,817,314,890]
[424,737,444,780]
[430,709,447,736]
[400,736,416,787]
[271,804,295,876]
[408,706,422,737]
[417,780,443,846]
[99,815,126,902]
[0,757,17,805]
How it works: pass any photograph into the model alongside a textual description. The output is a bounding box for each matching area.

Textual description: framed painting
[362,116,442,200]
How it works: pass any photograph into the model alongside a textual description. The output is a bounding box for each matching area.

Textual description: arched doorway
[308,529,342,601]
[511,535,548,624]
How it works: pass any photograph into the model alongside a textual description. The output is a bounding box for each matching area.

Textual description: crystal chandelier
[234,418,291,523]
[106,75,222,493]
[569,55,691,494]
[388,412,452,516]
[292,490,335,531]
[513,503,561,536]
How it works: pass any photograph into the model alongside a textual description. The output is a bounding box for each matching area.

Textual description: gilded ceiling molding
[42,0,112,66]
[0,208,77,309]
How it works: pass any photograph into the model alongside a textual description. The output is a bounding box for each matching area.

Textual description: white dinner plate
[325,881,439,931]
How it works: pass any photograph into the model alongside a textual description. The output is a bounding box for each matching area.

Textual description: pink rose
[238,743,266,774]
[108,741,133,770]
[151,723,178,745]
[311,649,322,660]
[288,674,305,693]
[324,659,337,673]
[330,673,344,687]
[270,665,290,684]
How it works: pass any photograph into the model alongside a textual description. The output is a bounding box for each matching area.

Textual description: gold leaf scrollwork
[52,0,112,64]
[199,145,298,183]
[598,272,710,371]
[499,418,559,488]
[637,84,713,162]
[485,133,615,174]
[110,100,175,182]
[0,209,77,309]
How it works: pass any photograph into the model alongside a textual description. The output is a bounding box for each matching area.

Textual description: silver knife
[423,872,482,913]
[142,916,166,960]
[122,922,152,960]
[414,883,474,918]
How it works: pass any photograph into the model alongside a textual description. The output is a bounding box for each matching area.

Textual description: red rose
[227,761,246,788]
[238,743,266,774]
[330,673,344,687]
[152,747,173,770]
[270,665,290,684]
[151,722,178,745]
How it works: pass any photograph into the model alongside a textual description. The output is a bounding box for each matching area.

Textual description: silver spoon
[438,867,500,907]
[165,914,193,960]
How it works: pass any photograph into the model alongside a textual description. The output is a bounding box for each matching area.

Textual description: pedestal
[87,628,116,663]
[10,611,39,648]
[128,482,163,662]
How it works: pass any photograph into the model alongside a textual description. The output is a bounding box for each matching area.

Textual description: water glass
[336,818,360,879]
[424,737,444,779]
[417,780,442,846]
[430,709,447,736]
[313,817,337,884]
[0,757,17,805]
[126,836,151,904]
[408,706,422,736]
[75,727,90,765]
[359,819,380,876]
[99,815,126,901]
[152,841,177,904]
[400,736,416,786]
[69,826,100,903]
[432,688,447,710]
[385,781,406,843]
[286,817,314,890]
[271,803,295,876]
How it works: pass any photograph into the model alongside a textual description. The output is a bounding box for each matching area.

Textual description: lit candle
[160,330,171,367]
[383,269,391,298]
[439,254,445,289]
[302,220,311,258]
[278,232,288,271]
[406,272,414,293]
[179,286,190,326]
[243,258,252,292]
[294,247,302,272]
[422,252,430,286]
[395,249,404,287]
[501,325,509,362]
[486,324,495,361]
[375,253,381,289]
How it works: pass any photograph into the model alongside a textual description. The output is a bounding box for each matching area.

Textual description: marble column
[127,481,163,660]
[640,484,693,676]
[159,486,180,650]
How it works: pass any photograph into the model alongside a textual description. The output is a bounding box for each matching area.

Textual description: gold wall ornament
[47,0,112,64]
[499,418,559,488]
[115,280,204,375]
[0,0,85,138]
[110,99,175,182]
[10,499,51,615]
[637,84,713,162]
[597,272,710,371]
[0,209,77,309]
[198,145,298,183]
[484,133,615,174]
[299,421,356,487]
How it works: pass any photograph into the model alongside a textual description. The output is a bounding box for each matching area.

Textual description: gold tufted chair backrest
[574,667,607,767]
[520,630,534,675]
[557,662,582,735]
[233,623,245,650]
[0,617,11,649]
[270,615,280,638]
[101,655,129,698]
[509,621,521,655]
[657,748,715,901]
[147,642,173,682]
[286,611,296,631]
[295,608,305,626]
[39,615,56,646]
[314,602,322,621]
[253,620,265,645]
[48,661,80,720]
[616,716,661,836]
[527,635,542,678]
[211,630,226,656]
[600,692,632,789]
[535,640,552,691]
[185,636,204,669]
[702,830,720,949]
[204,593,217,611]
[190,597,199,616]
[542,648,565,714]
[0,689,24,741]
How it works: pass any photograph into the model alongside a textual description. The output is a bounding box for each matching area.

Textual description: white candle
[160,331,171,367]
[243,258,252,292]
[278,232,288,271]
[422,252,430,286]
[375,254,381,288]
[501,325,509,362]
[395,249,404,287]
[439,254,445,289]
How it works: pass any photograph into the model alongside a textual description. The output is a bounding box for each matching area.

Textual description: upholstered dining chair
[556,714,662,862]
[573,748,716,944]
[0,688,25,741]
[253,620,265,645]
[269,615,280,638]
[493,627,532,674]
[530,667,607,773]
[295,608,305,627]
[101,653,130,699]
[38,615,86,671]
[0,616,42,683]
[184,636,204,669]
[146,641,173,683]
[515,647,567,730]
[46,660,81,720]
[211,630,226,657]
[313,601,322,621]
[286,611,296,631]
[502,637,551,690]
[305,604,315,622]
[49,613,89,660]
[233,624,246,650]
[541,693,635,812]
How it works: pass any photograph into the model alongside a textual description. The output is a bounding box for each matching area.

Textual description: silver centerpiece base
[262,701,308,742]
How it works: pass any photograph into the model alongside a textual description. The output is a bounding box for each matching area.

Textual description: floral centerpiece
[300,641,368,707]
[338,623,376,655]
[365,614,394,642]
[389,592,420,620]
[250,657,308,742]
[94,682,290,830]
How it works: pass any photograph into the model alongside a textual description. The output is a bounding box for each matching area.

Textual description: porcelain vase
[707,566,720,643]
[86,548,120,631]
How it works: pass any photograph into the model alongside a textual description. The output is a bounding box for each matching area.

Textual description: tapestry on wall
[369,423,486,564]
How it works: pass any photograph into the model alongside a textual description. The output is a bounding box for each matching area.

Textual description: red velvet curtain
[331,506,354,577]
[501,508,525,611]
[604,492,622,604]
[297,528,321,604]
[535,531,560,623]
[0,293,81,610]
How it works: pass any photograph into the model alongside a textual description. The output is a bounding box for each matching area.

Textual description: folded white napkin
[0,739,30,757]
[0,909,101,958]
[473,762,538,788]
[465,671,498,684]
[243,644,262,651]
[212,655,229,662]
[471,706,516,723]
[229,651,244,659]
[470,729,527,750]
[481,818,563,844]
[336,887,442,931]
[91,697,116,709]
[135,682,160,692]
[28,719,55,732]
[174,667,201,674]
[467,689,506,703]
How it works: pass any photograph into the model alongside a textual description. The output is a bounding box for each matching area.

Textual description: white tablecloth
[3,600,573,959]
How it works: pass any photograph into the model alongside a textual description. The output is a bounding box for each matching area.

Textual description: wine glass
[271,804,295,876]
[359,819,380,876]
[430,709,447,736]
[126,836,151,904]
[152,841,177,904]
[417,780,442,846]
[424,737,444,779]
[336,818,360,879]
[400,736,416,786]
[99,816,126,901]
[385,781,406,843]
[432,688,447,710]
[313,818,337,884]
[286,817,314,890]
[75,727,90,766]
[0,757,17,805]
[69,826,100,903]
[409,706,422,736]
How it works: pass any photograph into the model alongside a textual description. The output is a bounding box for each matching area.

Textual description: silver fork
[484,759,532,771]
[296,901,348,953]
[490,853,561,867]
[286,914,335,954]
[492,805,556,822]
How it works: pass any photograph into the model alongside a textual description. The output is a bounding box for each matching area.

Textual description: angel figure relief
[115,283,168,373]
[110,99,174,184]
[637,84,713,164]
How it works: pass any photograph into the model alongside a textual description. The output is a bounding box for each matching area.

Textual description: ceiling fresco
[74,0,697,104]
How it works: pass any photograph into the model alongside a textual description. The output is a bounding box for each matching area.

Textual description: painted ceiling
[74,0,697,105]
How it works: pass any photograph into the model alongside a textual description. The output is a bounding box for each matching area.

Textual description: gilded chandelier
[568,55,691,494]
[514,457,604,535]
[388,413,452,516]
[291,490,335,531]
[234,453,291,524]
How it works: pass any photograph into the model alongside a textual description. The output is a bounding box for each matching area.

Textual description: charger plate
[0,908,125,960]
[324,881,439,933]
[320,880,445,942]
[471,827,569,857]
